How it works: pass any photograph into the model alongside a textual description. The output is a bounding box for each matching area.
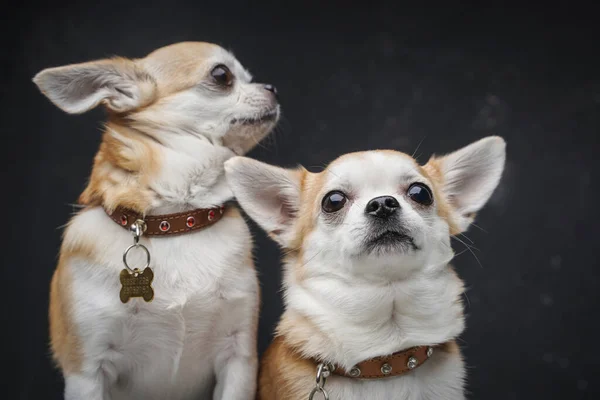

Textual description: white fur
[225,138,506,400]
[36,44,279,400]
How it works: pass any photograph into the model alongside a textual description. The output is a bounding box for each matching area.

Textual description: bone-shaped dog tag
[119,268,154,303]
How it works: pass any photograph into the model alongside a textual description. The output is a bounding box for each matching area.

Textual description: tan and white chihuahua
[225,136,506,400]
[34,42,279,400]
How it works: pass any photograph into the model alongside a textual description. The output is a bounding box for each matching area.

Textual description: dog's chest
[67,207,256,398]
[116,240,236,341]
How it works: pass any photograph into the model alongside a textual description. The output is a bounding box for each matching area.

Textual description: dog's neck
[80,120,237,215]
[277,257,465,370]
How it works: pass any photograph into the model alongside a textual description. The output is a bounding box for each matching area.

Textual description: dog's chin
[222,107,280,154]
[362,230,418,257]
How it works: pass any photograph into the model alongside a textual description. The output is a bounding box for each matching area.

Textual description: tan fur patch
[223,204,244,220]
[49,260,80,374]
[258,336,315,400]
[139,42,220,96]
[275,311,328,360]
[286,168,322,282]
[439,340,461,355]
[49,236,97,374]
[330,149,415,166]
[421,157,462,235]
[99,57,158,109]
[79,122,161,214]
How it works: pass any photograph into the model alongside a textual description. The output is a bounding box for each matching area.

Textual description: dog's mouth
[364,230,418,255]
[230,108,279,125]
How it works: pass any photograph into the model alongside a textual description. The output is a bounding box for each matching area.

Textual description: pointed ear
[33,58,157,114]
[224,156,303,247]
[425,136,506,233]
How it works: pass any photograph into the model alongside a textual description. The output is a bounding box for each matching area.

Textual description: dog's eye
[211,65,234,86]
[322,191,347,213]
[407,183,433,206]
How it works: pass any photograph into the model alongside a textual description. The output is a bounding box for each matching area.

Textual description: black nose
[264,84,277,95]
[365,196,400,219]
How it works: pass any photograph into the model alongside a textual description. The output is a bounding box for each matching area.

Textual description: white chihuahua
[34,42,279,400]
[225,136,506,400]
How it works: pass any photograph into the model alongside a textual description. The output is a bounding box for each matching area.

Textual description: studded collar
[106,205,226,237]
[317,344,440,380]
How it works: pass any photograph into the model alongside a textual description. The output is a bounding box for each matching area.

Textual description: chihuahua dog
[225,136,506,400]
[34,42,279,400]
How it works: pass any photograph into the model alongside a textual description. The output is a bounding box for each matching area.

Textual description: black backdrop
[3,2,599,399]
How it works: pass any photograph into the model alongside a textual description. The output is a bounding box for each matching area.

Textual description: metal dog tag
[120,221,154,303]
[119,267,154,303]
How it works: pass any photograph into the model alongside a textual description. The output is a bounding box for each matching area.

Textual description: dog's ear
[225,156,303,247]
[425,136,506,233]
[33,58,157,114]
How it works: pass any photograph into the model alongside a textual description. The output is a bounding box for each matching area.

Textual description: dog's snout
[264,84,278,96]
[365,196,400,219]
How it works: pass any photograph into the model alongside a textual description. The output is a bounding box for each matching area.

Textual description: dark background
[2,2,599,399]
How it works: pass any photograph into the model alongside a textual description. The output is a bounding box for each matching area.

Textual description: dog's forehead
[144,41,220,64]
[324,151,424,189]
[140,42,252,91]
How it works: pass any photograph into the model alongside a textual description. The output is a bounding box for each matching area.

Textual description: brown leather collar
[321,344,439,380]
[106,205,225,236]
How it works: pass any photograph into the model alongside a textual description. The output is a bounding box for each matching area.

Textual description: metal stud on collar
[349,366,361,377]
[381,363,392,375]
[407,356,419,369]
[427,347,434,357]
[159,220,170,232]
